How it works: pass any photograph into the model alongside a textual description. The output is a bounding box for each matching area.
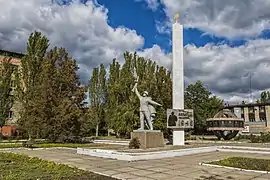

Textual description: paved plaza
[4,148,270,180]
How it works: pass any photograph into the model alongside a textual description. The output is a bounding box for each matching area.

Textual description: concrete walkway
[4,148,270,180]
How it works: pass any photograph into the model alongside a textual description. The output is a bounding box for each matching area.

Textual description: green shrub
[234,134,250,141]
[260,132,270,143]
[129,137,140,149]
[249,132,270,143]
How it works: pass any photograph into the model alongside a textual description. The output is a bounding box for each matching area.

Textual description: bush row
[234,132,270,143]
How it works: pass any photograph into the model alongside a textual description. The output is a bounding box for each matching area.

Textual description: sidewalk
[4,148,270,180]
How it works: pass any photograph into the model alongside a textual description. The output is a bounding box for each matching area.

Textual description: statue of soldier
[132,76,162,130]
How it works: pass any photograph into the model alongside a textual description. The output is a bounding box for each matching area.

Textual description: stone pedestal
[131,130,164,149]
[173,129,185,145]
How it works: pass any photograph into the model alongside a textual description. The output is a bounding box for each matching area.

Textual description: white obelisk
[172,13,185,146]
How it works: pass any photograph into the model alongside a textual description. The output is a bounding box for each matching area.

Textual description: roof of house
[223,101,270,108]
[0,49,24,59]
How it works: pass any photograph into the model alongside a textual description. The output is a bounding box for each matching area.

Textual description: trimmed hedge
[234,132,270,143]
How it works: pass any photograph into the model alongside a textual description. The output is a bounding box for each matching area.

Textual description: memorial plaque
[167,109,194,128]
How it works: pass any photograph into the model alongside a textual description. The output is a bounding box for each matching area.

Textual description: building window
[248,106,255,122]
[259,106,265,113]
[249,107,254,113]
[249,113,255,122]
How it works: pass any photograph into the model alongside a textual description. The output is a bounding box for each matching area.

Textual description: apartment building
[0,49,23,136]
[223,102,270,134]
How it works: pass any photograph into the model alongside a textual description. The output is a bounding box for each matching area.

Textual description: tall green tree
[184,81,223,134]
[17,31,85,141]
[16,31,49,139]
[103,52,171,137]
[88,64,107,136]
[40,47,85,141]
[0,57,15,130]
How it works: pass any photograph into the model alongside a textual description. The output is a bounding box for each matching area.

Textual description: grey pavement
[4,148,270,180]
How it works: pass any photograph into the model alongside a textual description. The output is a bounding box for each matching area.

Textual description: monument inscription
[167,109,194,129]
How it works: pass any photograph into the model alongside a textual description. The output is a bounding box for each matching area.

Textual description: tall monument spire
[172,12,185,145]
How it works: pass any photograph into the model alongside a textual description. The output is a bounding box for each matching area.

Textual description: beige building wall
[0,56,22,126]
[244,107,249,122]
[265,105,270,128]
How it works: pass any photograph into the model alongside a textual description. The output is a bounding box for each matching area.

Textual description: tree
[88,64,107,136]
[184,81,223,134]
[16,31,49,139]
[39,47,86,141]
[0,57,15,131]
[17,31,85,141]
[103,52,171,137]
[260,91,270,102]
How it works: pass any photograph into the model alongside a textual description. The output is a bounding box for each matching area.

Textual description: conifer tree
[17,31,49,139]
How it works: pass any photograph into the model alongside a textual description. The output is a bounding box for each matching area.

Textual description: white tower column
[172,14,185,146]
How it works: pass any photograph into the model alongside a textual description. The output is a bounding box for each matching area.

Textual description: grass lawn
[209,157,270,172]
[0,152,116,180]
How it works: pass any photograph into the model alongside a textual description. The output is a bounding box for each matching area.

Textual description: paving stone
[129,170,155,176]
[132,164,155,169]
[259,174,270,179]
[98,170,120,176]
[252,177,270,180]
[117,167,137,173]
[168,175,190,180]
[111,173,140,180]
[129,177,153,180]
[232,170,265,176]
[202,167,234,174]
[163,169,194,176]
[145,172,175,180]
[147,167,172,173]
[221,173,255,180]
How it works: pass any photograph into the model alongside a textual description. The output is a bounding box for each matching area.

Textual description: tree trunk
[95,124,99,137]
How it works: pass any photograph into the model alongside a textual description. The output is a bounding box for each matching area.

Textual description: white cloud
[0,0,144,82]
[139,39,270,102]
[135,0,160,11]
[1,0,270,102]
[137,44,171,68]
[150,0,270,39]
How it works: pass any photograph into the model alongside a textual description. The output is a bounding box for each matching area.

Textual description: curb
[0,147,75,151]
[199,162,270,174]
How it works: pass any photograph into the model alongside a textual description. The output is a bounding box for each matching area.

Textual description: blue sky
[95,0,266,51]
[2,0,270,102]
[53,0,270,51]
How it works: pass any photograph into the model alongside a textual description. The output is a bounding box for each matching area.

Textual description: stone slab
[131,130,164,149]
[77,146,218,161]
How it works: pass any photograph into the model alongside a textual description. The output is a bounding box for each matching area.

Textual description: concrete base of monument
[131,130,165,149]
[173,129,185,146]
[76,146,270,161]
[77,146,218,161]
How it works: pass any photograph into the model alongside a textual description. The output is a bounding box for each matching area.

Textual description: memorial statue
[132,75,162,130]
